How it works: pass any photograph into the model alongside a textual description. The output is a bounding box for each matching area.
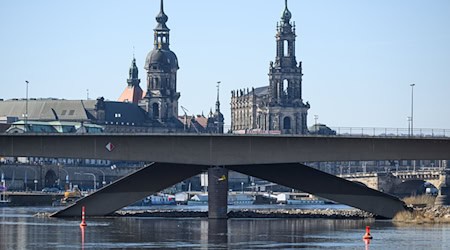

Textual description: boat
[143,194,176,205]
[187,193,255,206]
[53,186,82,206]
[286,199,325,205]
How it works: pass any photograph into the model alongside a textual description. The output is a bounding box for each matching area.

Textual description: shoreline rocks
[115,208,373,219]
[393,205,450,223]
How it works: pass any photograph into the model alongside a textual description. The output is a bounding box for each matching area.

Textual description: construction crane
[180,106,199,133]
[181,106,189,132]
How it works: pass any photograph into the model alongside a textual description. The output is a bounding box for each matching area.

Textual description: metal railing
[329,127,449,138]
[224,124,450,138]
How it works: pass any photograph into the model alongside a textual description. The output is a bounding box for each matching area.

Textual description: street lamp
[314,115,319,134]
[241,182,244,194]
[96,169,106,185]
[410,83,415,136]
[407,116,411,136]
[25,80,29,130]
[60,168,69,185]
[75,172,97,192]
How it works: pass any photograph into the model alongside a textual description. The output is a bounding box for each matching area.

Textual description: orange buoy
[80,206,87,227]
[363,226,373,240]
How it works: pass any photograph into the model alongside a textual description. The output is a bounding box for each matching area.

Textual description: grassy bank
[393,195,450,223]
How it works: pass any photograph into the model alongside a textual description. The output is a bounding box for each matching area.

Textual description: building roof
[0,99,94,121]
[251,86,269,97]
[118,85,144,104]
[0,98,149,126]
[103,101,148,125]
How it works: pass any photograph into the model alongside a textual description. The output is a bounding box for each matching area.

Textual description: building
[231,1,310,134]
[0,0,224,134]
[138,0,181,130]
[118,57,144,104]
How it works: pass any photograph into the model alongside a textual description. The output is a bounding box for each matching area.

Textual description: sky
[1,0,449,130]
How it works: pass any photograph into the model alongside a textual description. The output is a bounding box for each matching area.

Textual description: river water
[1,206,450,249]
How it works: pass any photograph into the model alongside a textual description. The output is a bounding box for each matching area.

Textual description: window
[284,40,289,57]
[115,113,121,118]
[68,110,75,116]
[152,103,160,119]
[61,110,67,115]
[283,79,289,95]
[283,117,291,130]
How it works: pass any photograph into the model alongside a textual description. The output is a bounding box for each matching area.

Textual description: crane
[181,106,189,132]
[180,106,199,133]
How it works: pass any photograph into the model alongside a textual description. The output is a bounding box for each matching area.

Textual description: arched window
[283,116,291,130]
[283,40,289,57]
[283,79,289,95]
[152,103,160,119]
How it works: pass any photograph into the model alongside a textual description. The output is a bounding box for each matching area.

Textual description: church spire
[215,81,221,112]
[127,57,140,86]
[154,0,170,49]
[156,0,168,27]
[281,0,292,25]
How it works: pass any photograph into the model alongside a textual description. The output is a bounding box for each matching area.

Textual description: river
[1,206,450,249]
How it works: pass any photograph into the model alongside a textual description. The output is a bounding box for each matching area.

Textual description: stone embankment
[115,208,373,219]
[393,206,450,223]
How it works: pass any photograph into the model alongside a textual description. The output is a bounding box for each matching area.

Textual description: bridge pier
[208,166,228,219]
[435,169,450,206]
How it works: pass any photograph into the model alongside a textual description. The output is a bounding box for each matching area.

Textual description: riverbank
[115,208,373,219]
[394,206,450,223]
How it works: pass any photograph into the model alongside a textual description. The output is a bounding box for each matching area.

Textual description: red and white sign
[105,142,115,152]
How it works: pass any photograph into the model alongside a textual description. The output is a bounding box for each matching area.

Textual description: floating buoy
[363,226,373,240]
[80,206,87,227]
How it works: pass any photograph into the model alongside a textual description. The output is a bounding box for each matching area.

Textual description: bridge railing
[224,125,450,138]
[329,127,450,138]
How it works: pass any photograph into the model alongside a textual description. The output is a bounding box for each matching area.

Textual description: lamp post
[60,167,69,187]
[241,182,244,194]
[25,80,29,130]
[96,169,106,186]
[407,116,411,136]
[76,172,97,192]
[410,83,415,136]
[314,115,319,134]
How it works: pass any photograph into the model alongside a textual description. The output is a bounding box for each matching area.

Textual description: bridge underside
[52,163,407,219]
[227,163,407,218]
[51,163,206,217]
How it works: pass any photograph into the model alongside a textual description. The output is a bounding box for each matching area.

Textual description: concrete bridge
[1,133,450,219]
[341,170,443,197]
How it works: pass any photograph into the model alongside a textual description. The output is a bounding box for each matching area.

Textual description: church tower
[140,0,180,123]
[118,57,144,104]
[267,0,309,134]
[211,82,224,133]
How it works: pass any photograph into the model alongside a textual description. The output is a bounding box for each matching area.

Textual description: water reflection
[207,219,228,248]
[1,207,450,249]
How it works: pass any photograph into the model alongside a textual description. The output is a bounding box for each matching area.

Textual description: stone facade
[139,0,181,128]
[231,1,309,134]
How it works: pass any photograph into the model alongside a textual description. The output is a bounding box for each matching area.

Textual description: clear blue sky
[1,0,449,129]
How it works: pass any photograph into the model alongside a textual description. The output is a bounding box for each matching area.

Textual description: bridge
[1,133,450,219]
[340,170,443,197]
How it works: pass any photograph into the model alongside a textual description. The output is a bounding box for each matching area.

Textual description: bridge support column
[208,166,228,219]
[435,169,450,206]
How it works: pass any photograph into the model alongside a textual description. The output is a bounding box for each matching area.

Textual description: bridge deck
[1,134,450,165]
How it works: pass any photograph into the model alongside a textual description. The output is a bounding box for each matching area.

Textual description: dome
[144,49,179,72]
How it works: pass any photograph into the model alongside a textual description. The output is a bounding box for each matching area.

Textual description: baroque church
[0,0,224,134]
[117,0,224,133]
[231,1,310,134]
